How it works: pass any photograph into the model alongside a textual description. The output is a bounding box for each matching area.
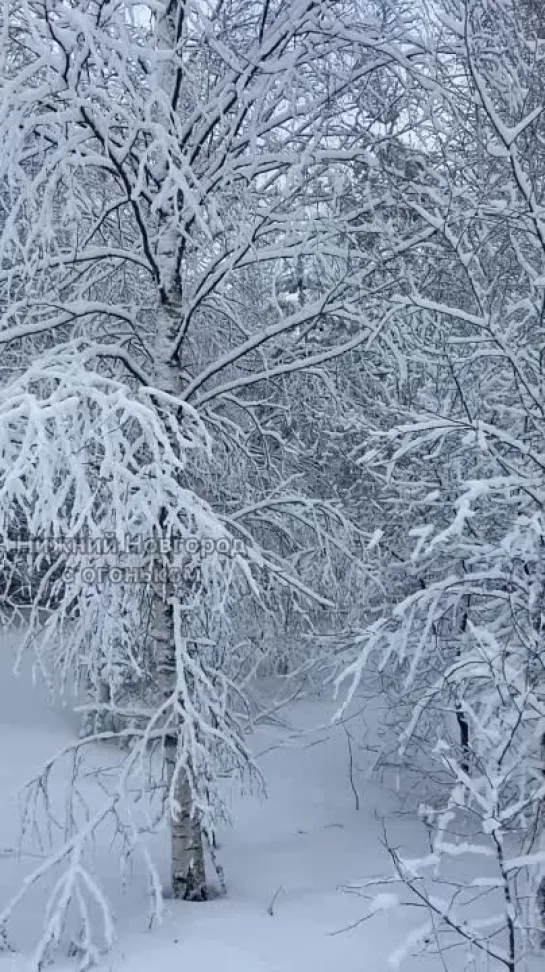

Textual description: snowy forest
[1,0,545,969]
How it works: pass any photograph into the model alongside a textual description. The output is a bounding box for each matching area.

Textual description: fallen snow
[0,637,536,972]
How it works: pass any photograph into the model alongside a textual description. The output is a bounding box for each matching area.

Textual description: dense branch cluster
[1,0,545,968]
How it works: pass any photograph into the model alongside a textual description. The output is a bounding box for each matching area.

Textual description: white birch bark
[150,0,208,896]
[153,294,207,900]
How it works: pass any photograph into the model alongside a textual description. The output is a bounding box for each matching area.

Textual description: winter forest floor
[0,640,535,972]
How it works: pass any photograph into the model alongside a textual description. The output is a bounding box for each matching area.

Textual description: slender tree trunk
[152,584,207,899]
[455,606,470,775]
[455,698,470,775]
[171,764,207,900]
[151,0,210,899]
[80,672,112,736]
[153,301,207,900]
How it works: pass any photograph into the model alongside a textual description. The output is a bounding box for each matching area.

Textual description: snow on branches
[0,339,257,963]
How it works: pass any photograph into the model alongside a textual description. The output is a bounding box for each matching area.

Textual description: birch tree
[336,0,545,965]
[0,0,429,961]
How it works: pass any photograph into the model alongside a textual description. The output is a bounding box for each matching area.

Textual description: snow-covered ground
[0,641,527,972]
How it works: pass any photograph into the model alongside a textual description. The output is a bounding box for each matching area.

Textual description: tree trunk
[455,606,470,775]
[153,303,207,901]
[455,700,470,775]
[170,760,207,900]
[151,0,208,897]
[80,673,113,737]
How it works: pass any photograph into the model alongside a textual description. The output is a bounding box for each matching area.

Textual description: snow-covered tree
[335,0,545,965]
[0,0,426,962]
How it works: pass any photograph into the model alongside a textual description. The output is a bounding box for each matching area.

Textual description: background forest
[1,0,545,969]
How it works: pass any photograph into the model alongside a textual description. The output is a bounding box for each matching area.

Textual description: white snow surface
[0,634,525,972]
